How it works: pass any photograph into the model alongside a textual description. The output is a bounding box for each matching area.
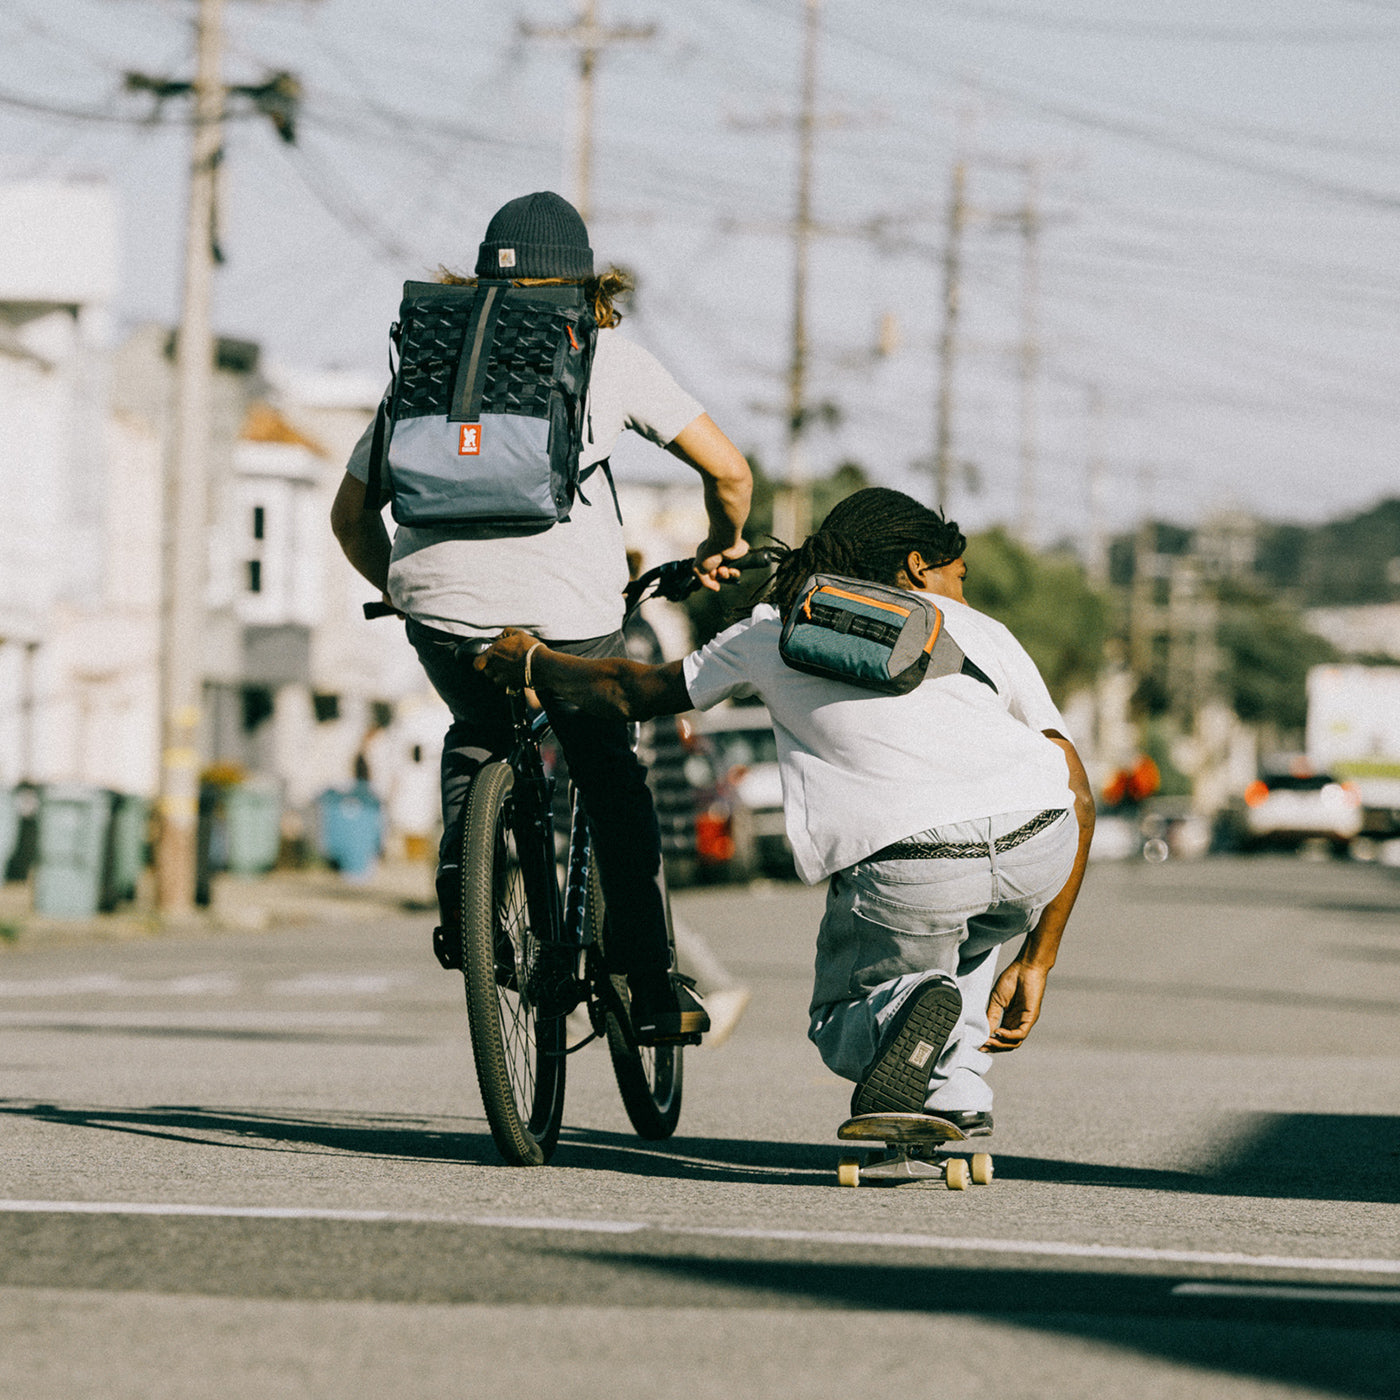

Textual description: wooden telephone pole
[134,0,304,913]
[931,157,967,513]
[153,0,224,915]
[519,1,657,224]
[771,0,822,550]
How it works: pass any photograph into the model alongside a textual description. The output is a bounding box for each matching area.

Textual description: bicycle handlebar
[363,546,782,621]
[623,546,782,611]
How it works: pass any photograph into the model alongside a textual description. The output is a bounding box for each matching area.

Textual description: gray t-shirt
[346,328,703,639]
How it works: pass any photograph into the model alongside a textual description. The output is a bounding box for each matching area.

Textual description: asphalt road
[1,853,1398,1400]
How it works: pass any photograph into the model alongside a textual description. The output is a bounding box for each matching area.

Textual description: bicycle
[367,549,777,1165]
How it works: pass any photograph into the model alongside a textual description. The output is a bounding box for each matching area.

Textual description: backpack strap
[449,281,507,423]
[577,457,622,524]
[363,322,401,514]
[363,393,389,513]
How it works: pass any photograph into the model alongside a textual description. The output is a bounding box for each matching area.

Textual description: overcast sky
[3,0,1397,547]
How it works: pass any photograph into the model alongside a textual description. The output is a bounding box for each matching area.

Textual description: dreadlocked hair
[758,487,966,615]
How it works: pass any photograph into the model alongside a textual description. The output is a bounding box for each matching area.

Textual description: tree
[963,528,1110,702]
[1216,581,1337,732]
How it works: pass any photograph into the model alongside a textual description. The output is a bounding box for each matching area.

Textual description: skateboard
[835,1112,993,1190]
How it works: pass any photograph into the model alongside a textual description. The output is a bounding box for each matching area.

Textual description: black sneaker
[850,974,962,1117]
[527,942,581,1018]
[933,1109,993,1137]
[630,971,709,1045]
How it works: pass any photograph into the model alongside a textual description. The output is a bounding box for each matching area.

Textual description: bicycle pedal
[636,1030,703,1049]
[432,926,462,971]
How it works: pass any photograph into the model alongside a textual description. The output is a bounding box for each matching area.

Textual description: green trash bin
[34,785,115,919]
[0,787,17,882]
[224,782,282,876]
[105,793,151,907]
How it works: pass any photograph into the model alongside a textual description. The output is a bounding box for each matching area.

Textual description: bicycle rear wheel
[461,761,566,1165]
[588,860,684,1140]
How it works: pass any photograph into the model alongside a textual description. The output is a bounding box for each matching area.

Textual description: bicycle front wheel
[461,761,566,1165]
[589,861,684,1140]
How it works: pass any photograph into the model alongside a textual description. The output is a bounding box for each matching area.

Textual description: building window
[252,505,265,541]
[246,559,262,594]
[241,686,274,732]
[312,692,340,723]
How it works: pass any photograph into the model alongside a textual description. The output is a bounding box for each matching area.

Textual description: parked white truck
[1306,664,1400,838]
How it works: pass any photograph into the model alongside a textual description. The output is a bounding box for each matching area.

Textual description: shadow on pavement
[561,1250,1400,1399]
[0,1100,498,1166]
[3,1102,1397,1202]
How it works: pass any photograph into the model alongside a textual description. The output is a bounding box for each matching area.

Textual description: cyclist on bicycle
[474,488,1095,1127]
[331,191,753,1044]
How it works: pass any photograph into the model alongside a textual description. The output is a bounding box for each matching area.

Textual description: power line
[939,1,1400,44]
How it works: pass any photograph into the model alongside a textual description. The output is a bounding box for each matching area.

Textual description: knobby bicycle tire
[460,760,567,1165]
[589,858,684,1140]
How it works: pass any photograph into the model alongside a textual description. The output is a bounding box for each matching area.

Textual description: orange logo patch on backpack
[459,424,481,456]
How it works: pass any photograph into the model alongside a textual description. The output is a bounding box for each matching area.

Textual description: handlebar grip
[735,546,783,571]
[363,600,398,619]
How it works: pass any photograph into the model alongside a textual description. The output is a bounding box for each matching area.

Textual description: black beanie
[475,191,594,279]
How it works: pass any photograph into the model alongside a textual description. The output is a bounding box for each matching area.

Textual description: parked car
[638,713,752,886]
[694,702,795,878]
[1219,768,1364,854]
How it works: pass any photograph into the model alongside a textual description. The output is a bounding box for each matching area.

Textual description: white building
[0,181,119,786]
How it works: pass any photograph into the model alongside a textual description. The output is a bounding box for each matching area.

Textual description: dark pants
[406,619,671,978]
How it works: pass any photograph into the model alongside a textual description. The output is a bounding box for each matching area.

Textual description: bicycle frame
[499,690,604,1019]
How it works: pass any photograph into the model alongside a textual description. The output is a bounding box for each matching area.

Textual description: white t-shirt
[346,328,703,639]
[682,596,1075,883]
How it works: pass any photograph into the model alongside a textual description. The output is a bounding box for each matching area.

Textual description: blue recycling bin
[34,785,114,919]
[317,782,382,878]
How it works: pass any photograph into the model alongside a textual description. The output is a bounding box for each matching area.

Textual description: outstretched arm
[477,628,693,723]
[665,414,754,590]
[983,730,1096,1053]
[330,471,392,595]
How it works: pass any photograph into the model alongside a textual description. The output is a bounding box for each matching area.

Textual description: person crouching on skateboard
[475,487,1095,1134]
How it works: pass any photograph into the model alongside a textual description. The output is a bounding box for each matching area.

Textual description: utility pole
[1015,159,1041,548]
[931,157,967,514]
[519,1,657,224]
[153,0,224,916]
[771,0,821,549]
[130,5,302,914]
[1086,382,1108,585]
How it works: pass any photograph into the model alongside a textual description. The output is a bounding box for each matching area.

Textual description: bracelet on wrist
[523,641,543,691]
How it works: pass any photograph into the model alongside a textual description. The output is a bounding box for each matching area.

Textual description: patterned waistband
[868,808,1068,862]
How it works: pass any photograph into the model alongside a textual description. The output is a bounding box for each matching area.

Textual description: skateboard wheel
[970,1152,994,1186]
[837,1155,861,1188]
[944,1157,970,1191]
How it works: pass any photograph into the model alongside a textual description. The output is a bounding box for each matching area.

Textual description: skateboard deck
[835,1112,993,1189]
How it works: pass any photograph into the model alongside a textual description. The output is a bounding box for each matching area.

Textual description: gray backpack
[366,279,601,527]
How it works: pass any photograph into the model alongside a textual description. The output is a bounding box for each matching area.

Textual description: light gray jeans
[808,809,1077,1113]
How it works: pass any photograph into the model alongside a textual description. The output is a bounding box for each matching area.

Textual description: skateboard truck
[836,1111,994,1190]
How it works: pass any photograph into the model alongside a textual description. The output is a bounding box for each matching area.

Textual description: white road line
[1,1202,1397,1278]
[0,1010,384,1028]
[1172,1283,1400,1304]
[0,975,240,998]
[269,974,418,996]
